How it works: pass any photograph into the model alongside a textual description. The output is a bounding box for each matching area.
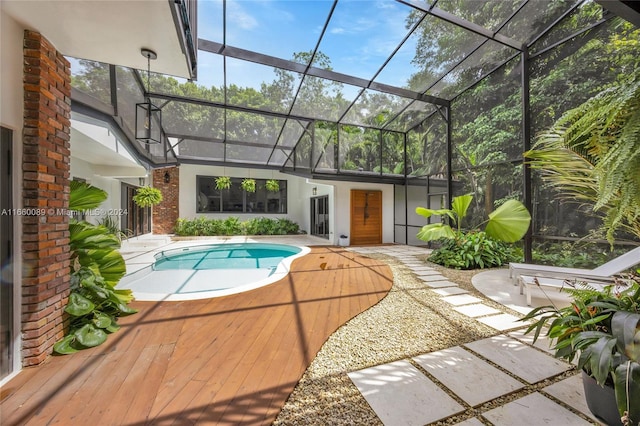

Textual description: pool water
[117,242,309,301]
[153,244,301,271]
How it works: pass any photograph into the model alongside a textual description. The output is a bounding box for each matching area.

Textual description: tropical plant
[215,176,232,190]
[416,193,530,269]
[525,71,640,244]
[55,181,136,354]
[520,274,640,425]
[132,186,163,208]
[174,217,301,237]
[428,231,519,270]
[265,179,280,192]
[241,178,256,193]
[416,193,531,243]
[97,215,129,243]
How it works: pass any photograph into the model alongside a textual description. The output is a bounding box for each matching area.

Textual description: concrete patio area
[347,245,599,426]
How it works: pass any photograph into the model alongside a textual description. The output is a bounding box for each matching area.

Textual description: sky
[194,0,422,92]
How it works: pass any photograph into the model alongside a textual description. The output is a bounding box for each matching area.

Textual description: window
[196,176,287,214]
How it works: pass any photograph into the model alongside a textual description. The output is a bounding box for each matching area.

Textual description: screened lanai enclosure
[70,0,640,258]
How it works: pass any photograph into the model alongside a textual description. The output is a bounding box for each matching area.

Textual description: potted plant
[215,176,232,190]
[265,179,280,192]
[132,185,162,208]
[241,178,256,193]
[521,274,640,426]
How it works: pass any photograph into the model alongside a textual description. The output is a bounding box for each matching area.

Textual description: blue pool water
[154,243,301,271]
[118,242,309,301]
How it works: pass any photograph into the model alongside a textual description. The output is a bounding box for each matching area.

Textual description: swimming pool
[117,242,310,301]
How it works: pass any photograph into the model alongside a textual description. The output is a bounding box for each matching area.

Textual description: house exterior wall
[20,30,72,366]
[312,179,395,245]
[179,164,305,221]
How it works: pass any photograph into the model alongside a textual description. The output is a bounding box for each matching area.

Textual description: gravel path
[273,254,509,425]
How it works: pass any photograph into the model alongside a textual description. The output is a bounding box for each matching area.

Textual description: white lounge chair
[509,245,640,286]
[518,275,608,306]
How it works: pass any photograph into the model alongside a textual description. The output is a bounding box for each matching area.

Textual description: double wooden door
[350,189,382,245]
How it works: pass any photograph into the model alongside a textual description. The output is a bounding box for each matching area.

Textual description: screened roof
[69,0,630,176]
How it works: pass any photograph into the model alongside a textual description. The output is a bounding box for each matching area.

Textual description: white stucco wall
[179,165,314,227]
[178,165,396,244]
[311,179,395,245]
[70,157,128,224]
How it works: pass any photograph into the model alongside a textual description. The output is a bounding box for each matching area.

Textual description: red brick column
[21,31,71,366]
[152,167,179,234]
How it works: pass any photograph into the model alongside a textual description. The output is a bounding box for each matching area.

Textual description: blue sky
[195,0,422,91]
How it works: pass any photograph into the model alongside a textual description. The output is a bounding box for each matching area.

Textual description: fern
[526,70,640,244]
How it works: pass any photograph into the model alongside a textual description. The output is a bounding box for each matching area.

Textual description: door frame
[1,127,16,381]
[350,189,382,245]
[310,195,330,240]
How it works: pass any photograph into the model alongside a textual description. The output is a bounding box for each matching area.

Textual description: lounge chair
[517,275,609,306]
[509,245,640,287]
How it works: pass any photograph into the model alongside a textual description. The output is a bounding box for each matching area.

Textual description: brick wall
[152,167,179,234]
[21,31,71,366]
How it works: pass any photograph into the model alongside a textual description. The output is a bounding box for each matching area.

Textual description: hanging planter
[215,176,232,190]
[265,179,280,192]
[241,178,256,193]
[132,186,163,208]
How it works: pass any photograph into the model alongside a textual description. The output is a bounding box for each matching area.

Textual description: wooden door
[350,190,382,245]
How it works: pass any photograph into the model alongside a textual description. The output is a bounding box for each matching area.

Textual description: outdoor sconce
[164,171,171,184]
[312,187,317,196]
[135,48,162,145]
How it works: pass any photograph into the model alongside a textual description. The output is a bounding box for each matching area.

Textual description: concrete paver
[348,360,464,426]
[465,335,572,383]
[482,392,592,425]
[414,346,524,406]
[453,304,501,318]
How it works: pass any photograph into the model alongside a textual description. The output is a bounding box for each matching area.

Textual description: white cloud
[228,1,258,30]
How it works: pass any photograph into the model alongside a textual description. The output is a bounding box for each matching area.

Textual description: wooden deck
[1,247,393,425]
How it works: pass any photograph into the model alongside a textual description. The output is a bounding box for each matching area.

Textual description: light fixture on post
[135,48,162,144]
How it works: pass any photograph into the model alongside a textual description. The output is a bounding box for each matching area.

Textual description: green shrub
[175,217,300,236]
[428,231,518,270]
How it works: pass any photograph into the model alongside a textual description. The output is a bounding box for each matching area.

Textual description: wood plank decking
[1,247,393,425]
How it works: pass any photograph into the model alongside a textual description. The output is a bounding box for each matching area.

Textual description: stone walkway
[347,245,601,426]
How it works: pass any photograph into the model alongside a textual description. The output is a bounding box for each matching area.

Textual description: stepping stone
[482,392,592,425]
[453,304,501,318]
[348,360,464,425]
[465,335,572,384]
[441,294,483,306]
[477,313,524,331]
[414,346,524,406]
[417,274,449,282]
[414,270,441,276]
[508,328,557,355]
[422,280,459,288]
[544,374,599,423]
[432,287,468,296]
[409,266,439,272]
[455,418,484,426]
